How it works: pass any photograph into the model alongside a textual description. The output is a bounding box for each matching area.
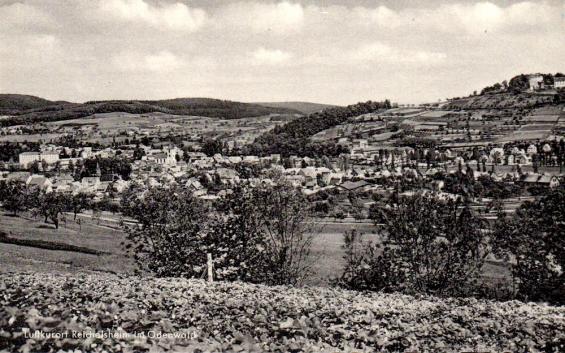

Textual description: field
[0,212,378,286]
[1,272,564,352]
[0,211,511,291]
[0,111,296,146]
[0,212,136,275]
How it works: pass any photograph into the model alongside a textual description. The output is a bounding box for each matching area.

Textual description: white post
[207,253,213,283]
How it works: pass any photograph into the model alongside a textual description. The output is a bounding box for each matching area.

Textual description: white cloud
[0,2,54,32]
[251,47,293,65]
[352,42,447,65]
[359,1,561,35]
[98,0,206,31]
[219,1,304,34]
[1,1,564,104]
[113,51,184,72]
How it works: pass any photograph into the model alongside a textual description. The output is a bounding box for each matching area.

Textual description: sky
[0,0,563,105]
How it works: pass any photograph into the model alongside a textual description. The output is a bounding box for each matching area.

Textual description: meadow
[0,212,376,285]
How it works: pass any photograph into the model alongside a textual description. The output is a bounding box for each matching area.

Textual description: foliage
[338,193,490,297]
[122,182,315,286]
[442,171,523,200]
[0,180,27,215]
[201,138,224,157]
[0,142,40,162]
[121,186,207,277]
[492,189,565,304]
[394,136,437,149]
[0,93,55,114]
[69,193,93,220]
[1,272,564,353]
[27,190,71,229]
[80,156,132,180]
[249,100,390,157]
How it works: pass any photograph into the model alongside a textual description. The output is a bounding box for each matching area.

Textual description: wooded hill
[0,95,301,127]
[246,100,391,157]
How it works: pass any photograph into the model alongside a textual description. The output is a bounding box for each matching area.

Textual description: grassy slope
[1,272,563,352]
[445,91,556,110]
[0,212,136,275]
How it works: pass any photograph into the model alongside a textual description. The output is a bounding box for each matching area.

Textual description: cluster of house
[1,138,562,203]
[529,75,565,91]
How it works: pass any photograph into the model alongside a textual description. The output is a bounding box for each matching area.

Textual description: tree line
[247,100,391,157]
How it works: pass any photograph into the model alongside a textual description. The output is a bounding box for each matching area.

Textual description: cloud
[352,42,447,65]
[359,1,561,35]
[0,2,55,32]
[113,51,184,72]
[251,47,293,66]
[1,1,564,104]
[98,0,206,31]
[219,1,304,34]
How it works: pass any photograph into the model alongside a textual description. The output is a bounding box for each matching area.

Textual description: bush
[336,193,490,297]
[122,186,208,277]
[492,189,565,304]
[122,182,315,285]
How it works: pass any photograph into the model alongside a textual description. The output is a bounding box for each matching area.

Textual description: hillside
[0,95,301,127]
[247,100,391,156]
[0,94,58,114]
[445,91,559,110]
[1,272,563,352]
[255,101,338,114]
[445,72,564,110]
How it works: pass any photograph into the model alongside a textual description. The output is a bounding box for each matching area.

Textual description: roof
[418,110,454,118]
[337,180,371,191]
[537,175,557,184]
[522,174,540,183]
[27,175,49,186]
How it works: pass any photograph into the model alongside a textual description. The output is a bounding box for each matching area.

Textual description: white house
[554,77,565,89]
[19,151,60,167]
[529,75,544,91]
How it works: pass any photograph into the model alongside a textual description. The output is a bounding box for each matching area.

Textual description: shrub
[336,193,490,297]
[122,182,315,285]
[492,189,565,304]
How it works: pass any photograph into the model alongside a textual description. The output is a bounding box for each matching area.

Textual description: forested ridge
[246,100,391,157]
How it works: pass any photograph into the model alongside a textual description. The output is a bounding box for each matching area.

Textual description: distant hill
[0,94,59,114]
[254,101,338,114]
[0,95,301,127]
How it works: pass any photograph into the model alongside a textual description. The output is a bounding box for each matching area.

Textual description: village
[1,128,562,222]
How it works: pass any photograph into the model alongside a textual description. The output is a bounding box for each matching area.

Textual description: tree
[0,180,27,216]
[492,189,565,303]
[202,138,223,157]
[122,181,316,286]
[69,193,92,220]
[33,191,69,229]
[337,193,490,296]
[122,186,207,277]
[248,182,316,285]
